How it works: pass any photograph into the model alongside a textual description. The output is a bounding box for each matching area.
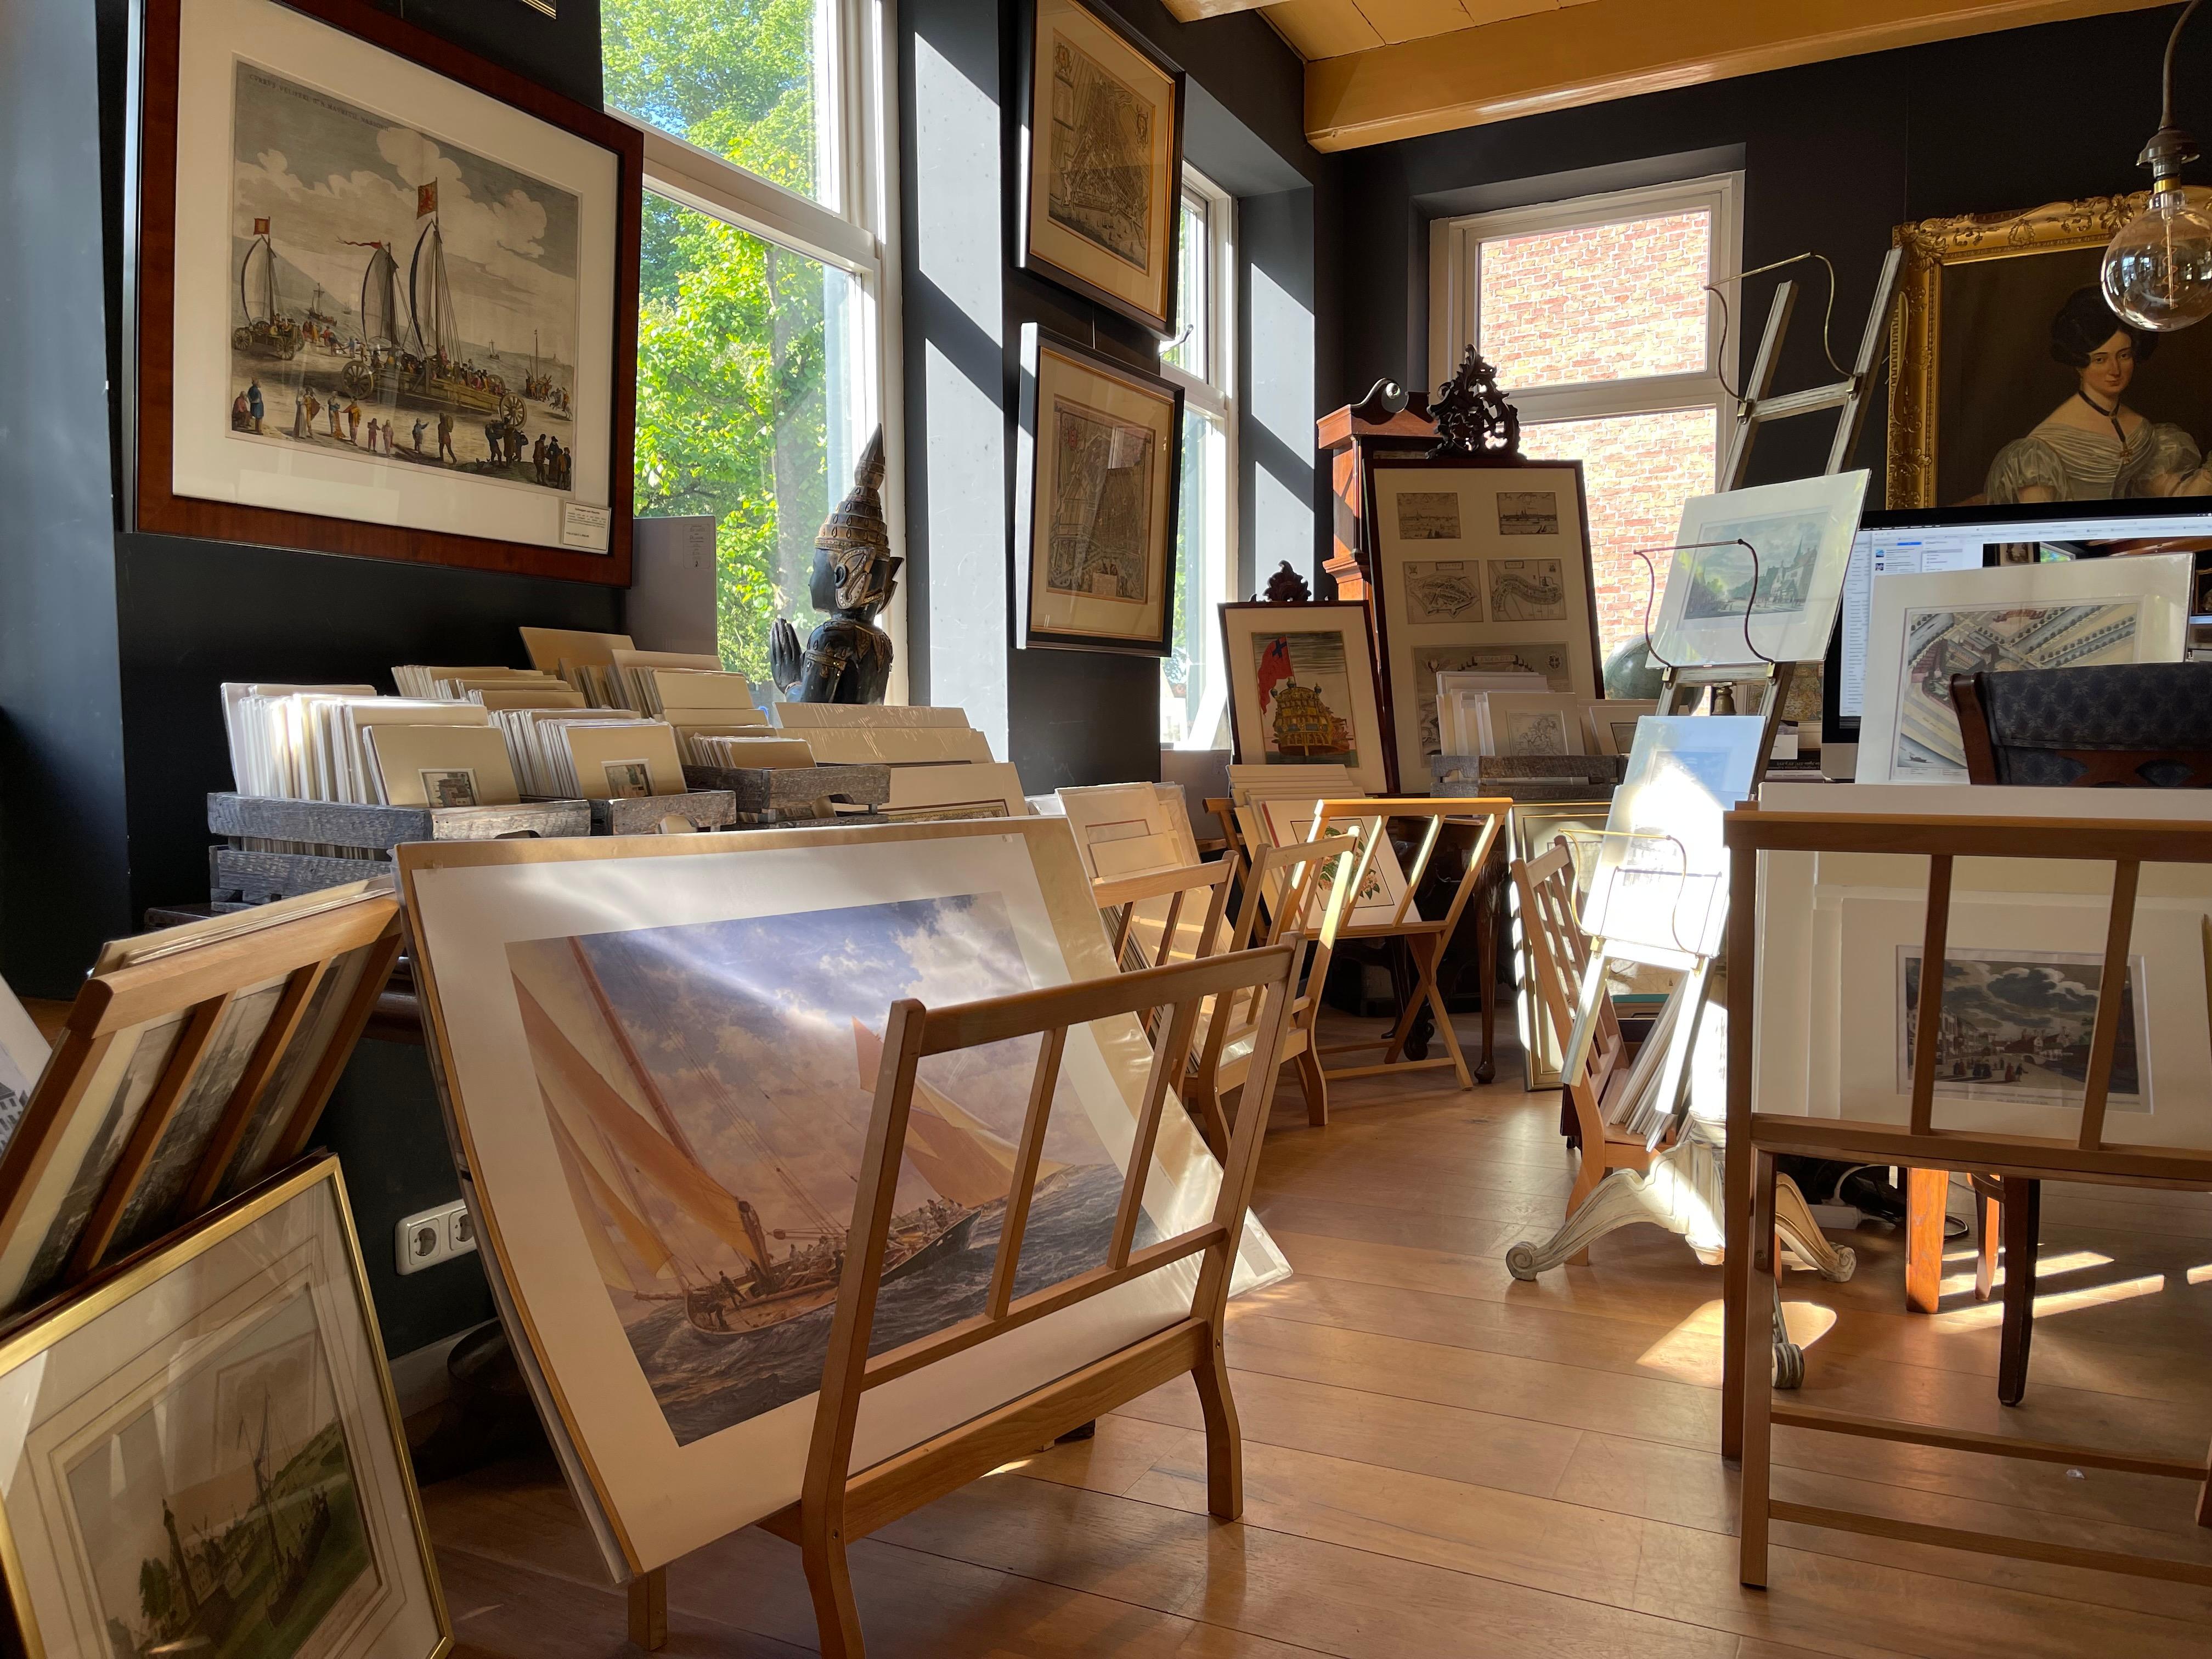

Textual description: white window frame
[1429,172,1741,472]
[1159,165,1237,752]
[608,0,909,691]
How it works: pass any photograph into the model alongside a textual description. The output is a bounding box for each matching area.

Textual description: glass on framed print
[1017,0,1186,336]
[1362,456,1602,792]
[1854,552,2191,783]
[0,1158,449,1659]
[134,0,642,584]
[1015,326,1184,654]
[1219,601,1391,794]
[1646,472,1868,670]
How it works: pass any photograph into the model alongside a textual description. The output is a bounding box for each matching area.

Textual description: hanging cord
[1706,252,1850,402]
[1632,539,1776,672]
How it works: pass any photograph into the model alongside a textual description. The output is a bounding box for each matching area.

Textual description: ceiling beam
[1305,0,2171,151]
[1161,0,1276,19]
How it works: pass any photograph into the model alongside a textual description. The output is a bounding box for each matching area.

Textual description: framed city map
[1014,325,1183,654]
[1016,0,1186,336]
[133,0,642,583]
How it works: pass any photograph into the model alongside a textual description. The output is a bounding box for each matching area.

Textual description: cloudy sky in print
[507,895,1111,1249]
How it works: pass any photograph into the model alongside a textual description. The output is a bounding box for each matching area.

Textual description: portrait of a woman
[1984,286,2212,503]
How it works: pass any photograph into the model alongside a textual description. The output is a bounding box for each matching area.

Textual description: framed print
[1220,601,1390,795]
[1016,0,1185,336]
[1474,691,1587,757]
[1889,193,2212,508]
[1647,473,1868,669]
[1587,698,1658,757]
[398,820,1289,1575]
[1854,552,2191,784]
[1363,457,1600,793]
[0,1158,450,1659]
[1015,326,1183,654]
[132,0,642,583]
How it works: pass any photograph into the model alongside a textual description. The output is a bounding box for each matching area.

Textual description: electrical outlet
[396,1203,466,1275]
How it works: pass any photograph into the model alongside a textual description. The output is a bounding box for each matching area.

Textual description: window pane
[635,193,858,682]
[1522,407,1717,663]
[1479,211,1711,388]
[1161,405,1221,746]
[604,0,836,208]
[1163,194,1207,380]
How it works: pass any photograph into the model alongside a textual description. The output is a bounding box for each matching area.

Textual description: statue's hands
[769,618,803,696]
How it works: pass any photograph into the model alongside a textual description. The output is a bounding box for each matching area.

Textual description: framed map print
[1362,456,1600,792]
[1015,326,1183,654]
[132,0,642,583]
[1017,0,1185,336]
[1220,601,1390,795]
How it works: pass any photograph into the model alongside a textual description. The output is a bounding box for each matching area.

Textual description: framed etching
[1888,192,2212,508]
[1016,0,1185,336]
[399,821,1289,1573]
[1219,601,1391,795]
[1362,456,1600,792]
[1015,326,1183,654]
[132,0,642,583]
[0,1158,450,1659]
[1646,473,1867,669]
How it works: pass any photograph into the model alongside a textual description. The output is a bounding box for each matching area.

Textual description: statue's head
[810,427,899,620]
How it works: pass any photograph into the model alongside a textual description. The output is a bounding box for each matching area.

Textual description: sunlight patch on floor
[1634,1295,1837,1383]
[1939,1249,2112,1298]
[1934,1273,2166,1328]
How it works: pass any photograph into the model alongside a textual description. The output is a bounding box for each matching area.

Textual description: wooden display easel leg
[1905,1166,1948,1313]
[627,1567,666,1652]
[1474,882,1499,1085]
[1297,1047,1329,1126]
[1190,1319,1244,1519]
[800,1513,866,1659]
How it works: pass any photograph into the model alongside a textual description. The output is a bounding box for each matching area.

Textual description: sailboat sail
[408,218,455,362]
[358,241,402,346]
[549,1104,669,1292]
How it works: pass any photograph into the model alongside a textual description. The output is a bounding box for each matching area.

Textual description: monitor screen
[1821,499,2212,748]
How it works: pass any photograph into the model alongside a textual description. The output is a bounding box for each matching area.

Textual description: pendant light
[2103,0,2212,330]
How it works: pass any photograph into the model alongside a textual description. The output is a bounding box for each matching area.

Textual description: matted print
[1220,601,1390,794]
[1897,946,2149,1110]
[1487,558,1566,622]
[1396,493,1462,541]
[1401,561,1483,624]
[1496,492,1558,535]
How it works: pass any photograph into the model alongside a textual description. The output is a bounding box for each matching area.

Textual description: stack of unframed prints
[399,819,1289,1577]
[1754,781,2212,1149]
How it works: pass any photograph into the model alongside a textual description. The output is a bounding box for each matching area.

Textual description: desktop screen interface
[1833,509,2212,729]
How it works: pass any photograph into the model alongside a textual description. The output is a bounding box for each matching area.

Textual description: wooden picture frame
[131,0,642,584]
[1014,0,1186,337]
[0,1157,452,1659]
[1218,600,1391,794]
[1014,325,1184,655]
[1361,454,1601,793]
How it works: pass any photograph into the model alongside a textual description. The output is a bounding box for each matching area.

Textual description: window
[605,0,899,685]
[1434,176,1740,662]
[1159,169,1235,749]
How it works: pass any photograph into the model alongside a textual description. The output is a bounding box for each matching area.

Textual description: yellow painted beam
[1306,0,2172,151]
[1163,0,1280,20]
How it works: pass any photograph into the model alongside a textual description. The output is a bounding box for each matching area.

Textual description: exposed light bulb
[2102,187,2212,331]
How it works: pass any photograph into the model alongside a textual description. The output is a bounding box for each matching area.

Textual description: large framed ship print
[132,0,642,583]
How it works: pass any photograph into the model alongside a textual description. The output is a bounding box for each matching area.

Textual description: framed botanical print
[0,1158,450,1659]
[1362,456,1601,793]
[1015,326,1183,654]
[132,0,642,583]
[1220,601,1391,795]
[1889,191,2212,508]
[1016,0,1185,336]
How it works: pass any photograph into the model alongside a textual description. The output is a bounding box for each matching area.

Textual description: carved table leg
[1774,1176,1858,1283]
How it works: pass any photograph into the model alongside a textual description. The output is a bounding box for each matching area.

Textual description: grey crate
[589,790,738,834]
[681,763,891,813]
[208,792,590,851]
[210,846,393,907]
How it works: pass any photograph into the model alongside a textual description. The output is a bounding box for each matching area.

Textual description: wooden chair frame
[1723,807,2212,1589]
[1188,835,1361,1141]
[0,894,402,1302]
[1296,797,1510,1092]
[753,942,1300,1658]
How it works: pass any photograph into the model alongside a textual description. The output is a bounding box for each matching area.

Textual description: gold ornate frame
[1886,193,2149,507]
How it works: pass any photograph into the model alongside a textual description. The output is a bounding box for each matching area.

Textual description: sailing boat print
[505,893,1128,1444]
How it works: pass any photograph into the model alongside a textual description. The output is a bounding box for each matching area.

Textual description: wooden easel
[628,942,1301,1658]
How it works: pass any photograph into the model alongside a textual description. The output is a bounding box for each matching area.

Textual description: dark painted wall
[1336,5,2211,492]
[902,0,1329,789]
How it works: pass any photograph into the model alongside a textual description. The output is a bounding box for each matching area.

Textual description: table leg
[1997,1176,2040,1407]
[1475,877,1498,1084]
[1905,1166,1948,1314]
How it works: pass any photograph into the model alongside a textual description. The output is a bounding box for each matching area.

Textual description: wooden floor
[431,1015,2212,1657]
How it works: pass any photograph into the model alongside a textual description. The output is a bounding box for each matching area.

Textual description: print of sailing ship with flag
[505,895,1127,1443]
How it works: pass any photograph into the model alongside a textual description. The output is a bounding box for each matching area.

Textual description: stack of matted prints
[775,702,996,767]
[0,888,449,1659]
[1227,764,1409,930]
[398,818,1290,1576]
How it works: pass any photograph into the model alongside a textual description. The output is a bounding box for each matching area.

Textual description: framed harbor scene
[399,820,1290,1575]
[133,0,641,583]
[0,1159,449,1659]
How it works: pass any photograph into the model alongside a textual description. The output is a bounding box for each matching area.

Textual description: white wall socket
[394,1200,478,1275]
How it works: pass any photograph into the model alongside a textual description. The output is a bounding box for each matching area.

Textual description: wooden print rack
[625,940,1301,1658]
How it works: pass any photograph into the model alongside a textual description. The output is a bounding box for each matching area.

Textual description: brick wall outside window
[1479,212,1711,388]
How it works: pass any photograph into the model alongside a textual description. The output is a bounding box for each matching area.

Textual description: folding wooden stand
[1725,805,2212,1592]
[629,942,1299,1658]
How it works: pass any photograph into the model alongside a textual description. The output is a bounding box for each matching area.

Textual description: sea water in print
[507,894,1147,1446]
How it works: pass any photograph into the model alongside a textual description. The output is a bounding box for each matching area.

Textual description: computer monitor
[1819,499,2212,762]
